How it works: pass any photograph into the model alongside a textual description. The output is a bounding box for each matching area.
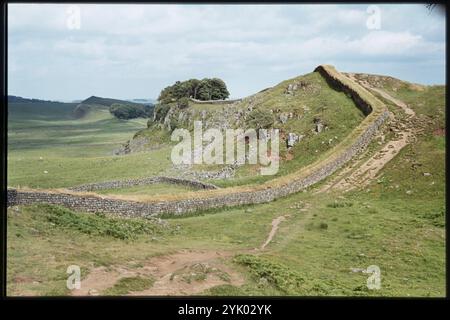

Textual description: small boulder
[316,122,324,133]
[287,133,300,148]
[279,113,289,124]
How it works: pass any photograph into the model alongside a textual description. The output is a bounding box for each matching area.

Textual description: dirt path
[271,202,314,252]
[72,250,244,296]
[318,74,416,193]
[73,212,294,296]
[260,215,288,250]
[368,87,415,117]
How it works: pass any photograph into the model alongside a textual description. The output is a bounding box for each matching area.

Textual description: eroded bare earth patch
[72,250,244,296]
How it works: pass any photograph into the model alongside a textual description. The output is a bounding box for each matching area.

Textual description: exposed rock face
[163,109,175,131]
[313,118,324,133]
[315,122,324,133]
[285,80,320,95]
[113,136,151,155]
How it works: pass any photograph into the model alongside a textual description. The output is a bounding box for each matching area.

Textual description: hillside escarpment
[120,68,365,157]
[8,65,389,216]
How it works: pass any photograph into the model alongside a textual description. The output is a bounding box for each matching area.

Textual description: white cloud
[356,31,423,55]
[7,4,446,100]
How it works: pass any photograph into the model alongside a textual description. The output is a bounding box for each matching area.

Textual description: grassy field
[8,102,174,188]
[8,72,365,191]
[6,73,445,297]
[7,160,445,296]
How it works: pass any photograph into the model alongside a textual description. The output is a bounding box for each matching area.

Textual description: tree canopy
[109,103,154,120]
[158,78,230,103]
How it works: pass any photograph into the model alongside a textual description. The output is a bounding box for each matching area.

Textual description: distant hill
[8,95,155,106]
[8,94,155,122]
[8,95,58,104]
[81,96,148,107]
[74,96,154,119]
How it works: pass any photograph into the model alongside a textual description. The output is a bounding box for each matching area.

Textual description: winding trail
[72,212,296,296]
[260,215,288,250]
[318,74,416,193]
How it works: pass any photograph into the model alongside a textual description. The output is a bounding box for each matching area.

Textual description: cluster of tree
[109,103,154,120]
[158,78,230,103]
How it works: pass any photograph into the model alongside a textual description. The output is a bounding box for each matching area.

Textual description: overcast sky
[8,4,446,101]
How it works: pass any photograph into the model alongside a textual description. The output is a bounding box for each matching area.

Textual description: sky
[8,4,446,101]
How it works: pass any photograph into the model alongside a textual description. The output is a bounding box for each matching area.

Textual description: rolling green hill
[7,99,149,161]
[133,71,366,186]
[8,95,58,104]
[6,68,445,297]
[81,96,144,107]
[73,96,154,119]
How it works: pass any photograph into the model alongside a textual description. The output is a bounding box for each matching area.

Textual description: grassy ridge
[214,71,366,187]
[77,65,388,203]
[6,68,445,297]
[8,66,368,192]
[7,124,445,296]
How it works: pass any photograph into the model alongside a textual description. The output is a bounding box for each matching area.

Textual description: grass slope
[8,101,169,188]
[6,72,445,297]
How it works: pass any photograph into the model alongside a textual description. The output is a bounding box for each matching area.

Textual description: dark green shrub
[234,254,304,295]
[319,222,328,229]
[109,103,153,120]
[177,97,190,109]
[103,276,155,295]
[327,201,353,208]
[37,204,165,240]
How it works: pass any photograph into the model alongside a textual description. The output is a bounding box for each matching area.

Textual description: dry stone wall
[7,65,389,217]
[68,176,218,192]
[189,98,242,105]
